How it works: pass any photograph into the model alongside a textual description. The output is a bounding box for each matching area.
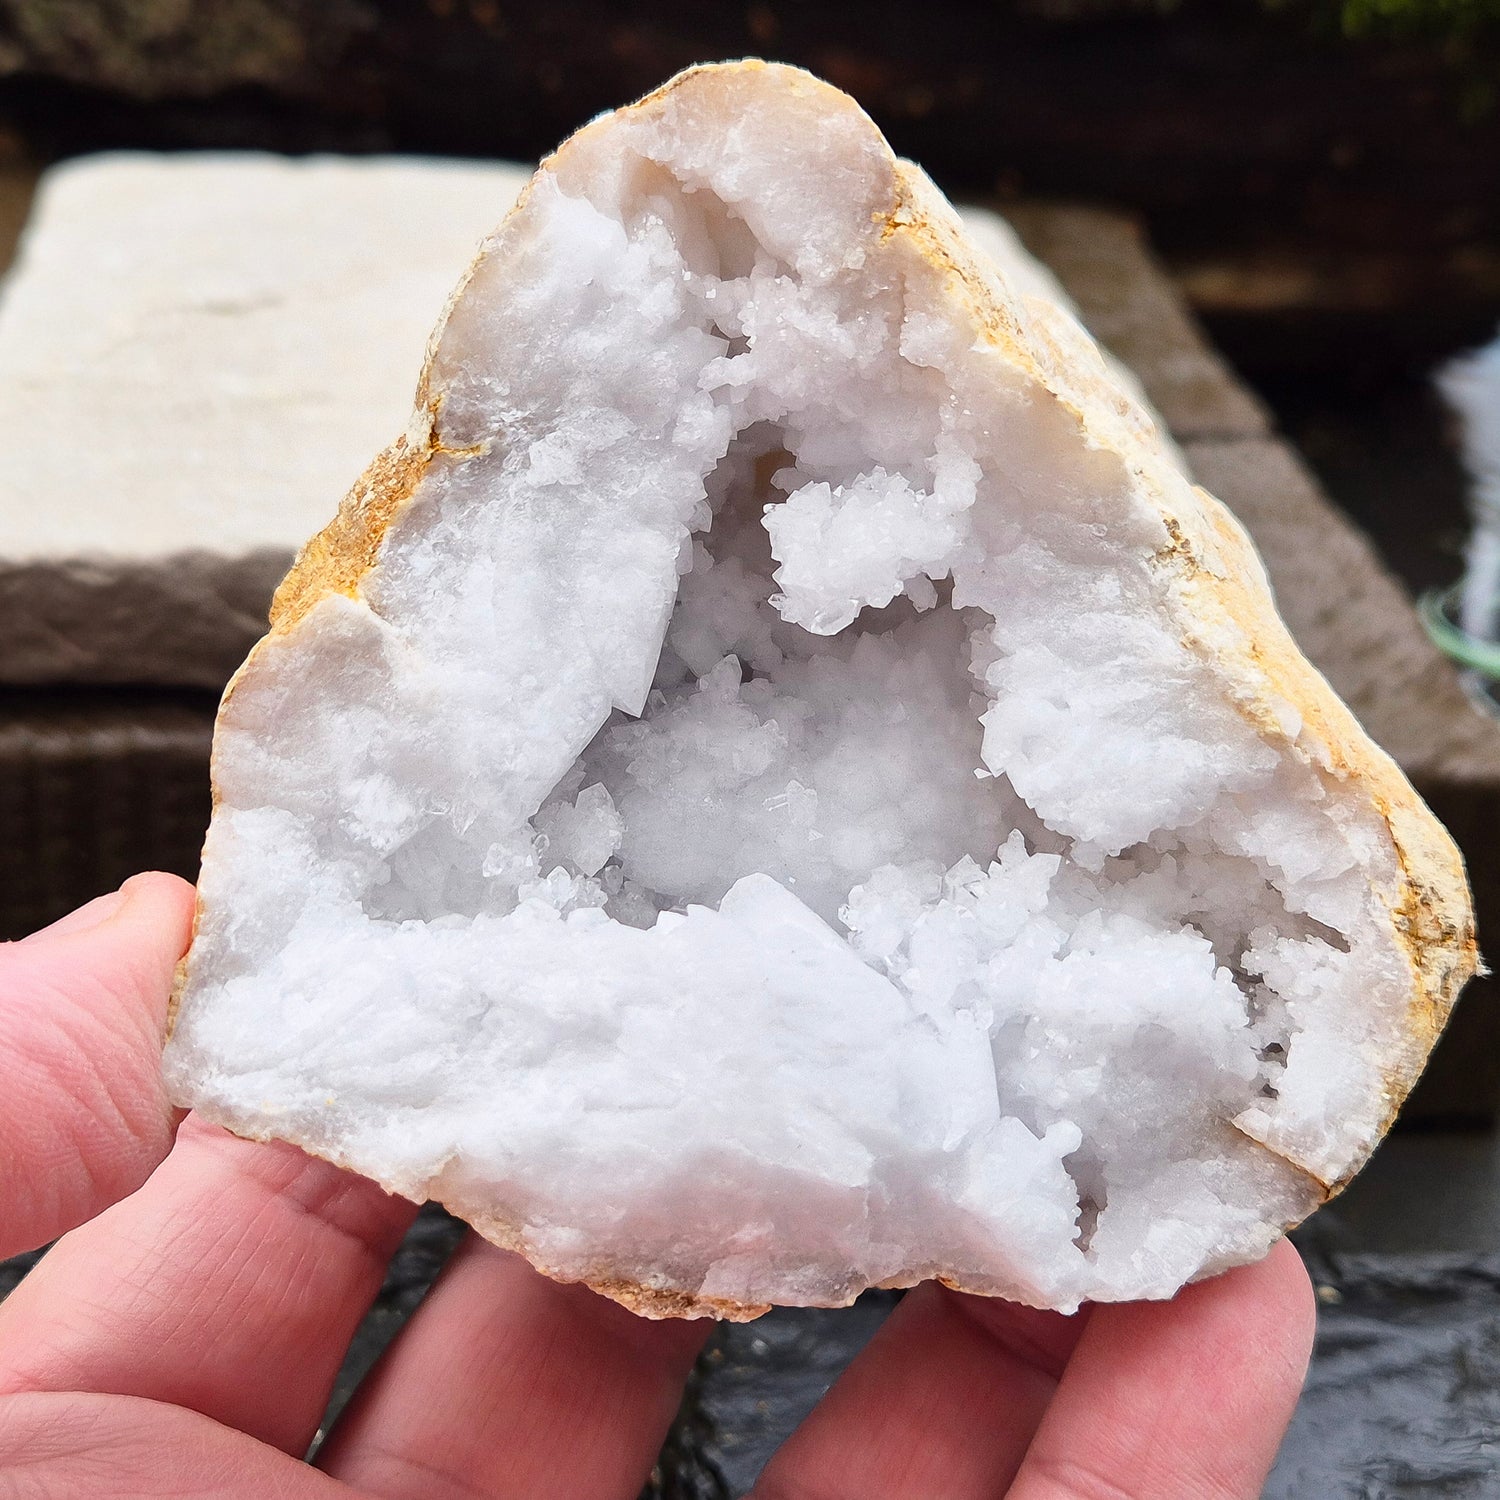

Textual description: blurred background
[2,3,1500,1495]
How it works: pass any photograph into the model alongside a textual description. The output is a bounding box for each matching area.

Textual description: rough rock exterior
[164,63,1475,1317]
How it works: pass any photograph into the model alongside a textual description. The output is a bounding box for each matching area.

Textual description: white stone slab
[0,153,532,562]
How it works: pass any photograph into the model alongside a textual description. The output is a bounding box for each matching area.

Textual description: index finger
[751,1282,1086,1500]
[0,872,195,1258]
[1007,1238,1316,1500]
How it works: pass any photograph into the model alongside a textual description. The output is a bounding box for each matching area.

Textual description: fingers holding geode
[0,872,194,1258]
[0,1117,415,1458]
[750,1285,1086,1500]
[1004,1239,1316,1500]
[316,1233,708,1500]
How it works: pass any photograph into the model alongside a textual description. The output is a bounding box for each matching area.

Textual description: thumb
[1,873,196,1258]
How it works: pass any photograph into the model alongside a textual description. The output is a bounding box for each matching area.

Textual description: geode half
[165,62,1476,1318]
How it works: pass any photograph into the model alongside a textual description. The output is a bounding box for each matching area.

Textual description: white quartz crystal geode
[165,62,1477,1318]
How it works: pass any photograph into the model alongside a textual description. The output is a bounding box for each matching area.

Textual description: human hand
[0,876,1315,1498]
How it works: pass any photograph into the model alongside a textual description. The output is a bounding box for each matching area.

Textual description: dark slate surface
[0,1245,44,1302]
[1268,1248,1500,1500]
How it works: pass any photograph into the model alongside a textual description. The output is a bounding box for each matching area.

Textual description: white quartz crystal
[167,66,1417,1314]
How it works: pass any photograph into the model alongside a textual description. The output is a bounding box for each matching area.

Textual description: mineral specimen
[165,62,1475,1318]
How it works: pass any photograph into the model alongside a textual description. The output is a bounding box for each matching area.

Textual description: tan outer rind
[176,60,1477,1320]
[886,158,1475,1194]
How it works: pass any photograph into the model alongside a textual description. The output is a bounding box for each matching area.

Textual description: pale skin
[0,872,1317,1499]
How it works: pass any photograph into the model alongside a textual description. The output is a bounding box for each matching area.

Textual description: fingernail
[20,888,130,944]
